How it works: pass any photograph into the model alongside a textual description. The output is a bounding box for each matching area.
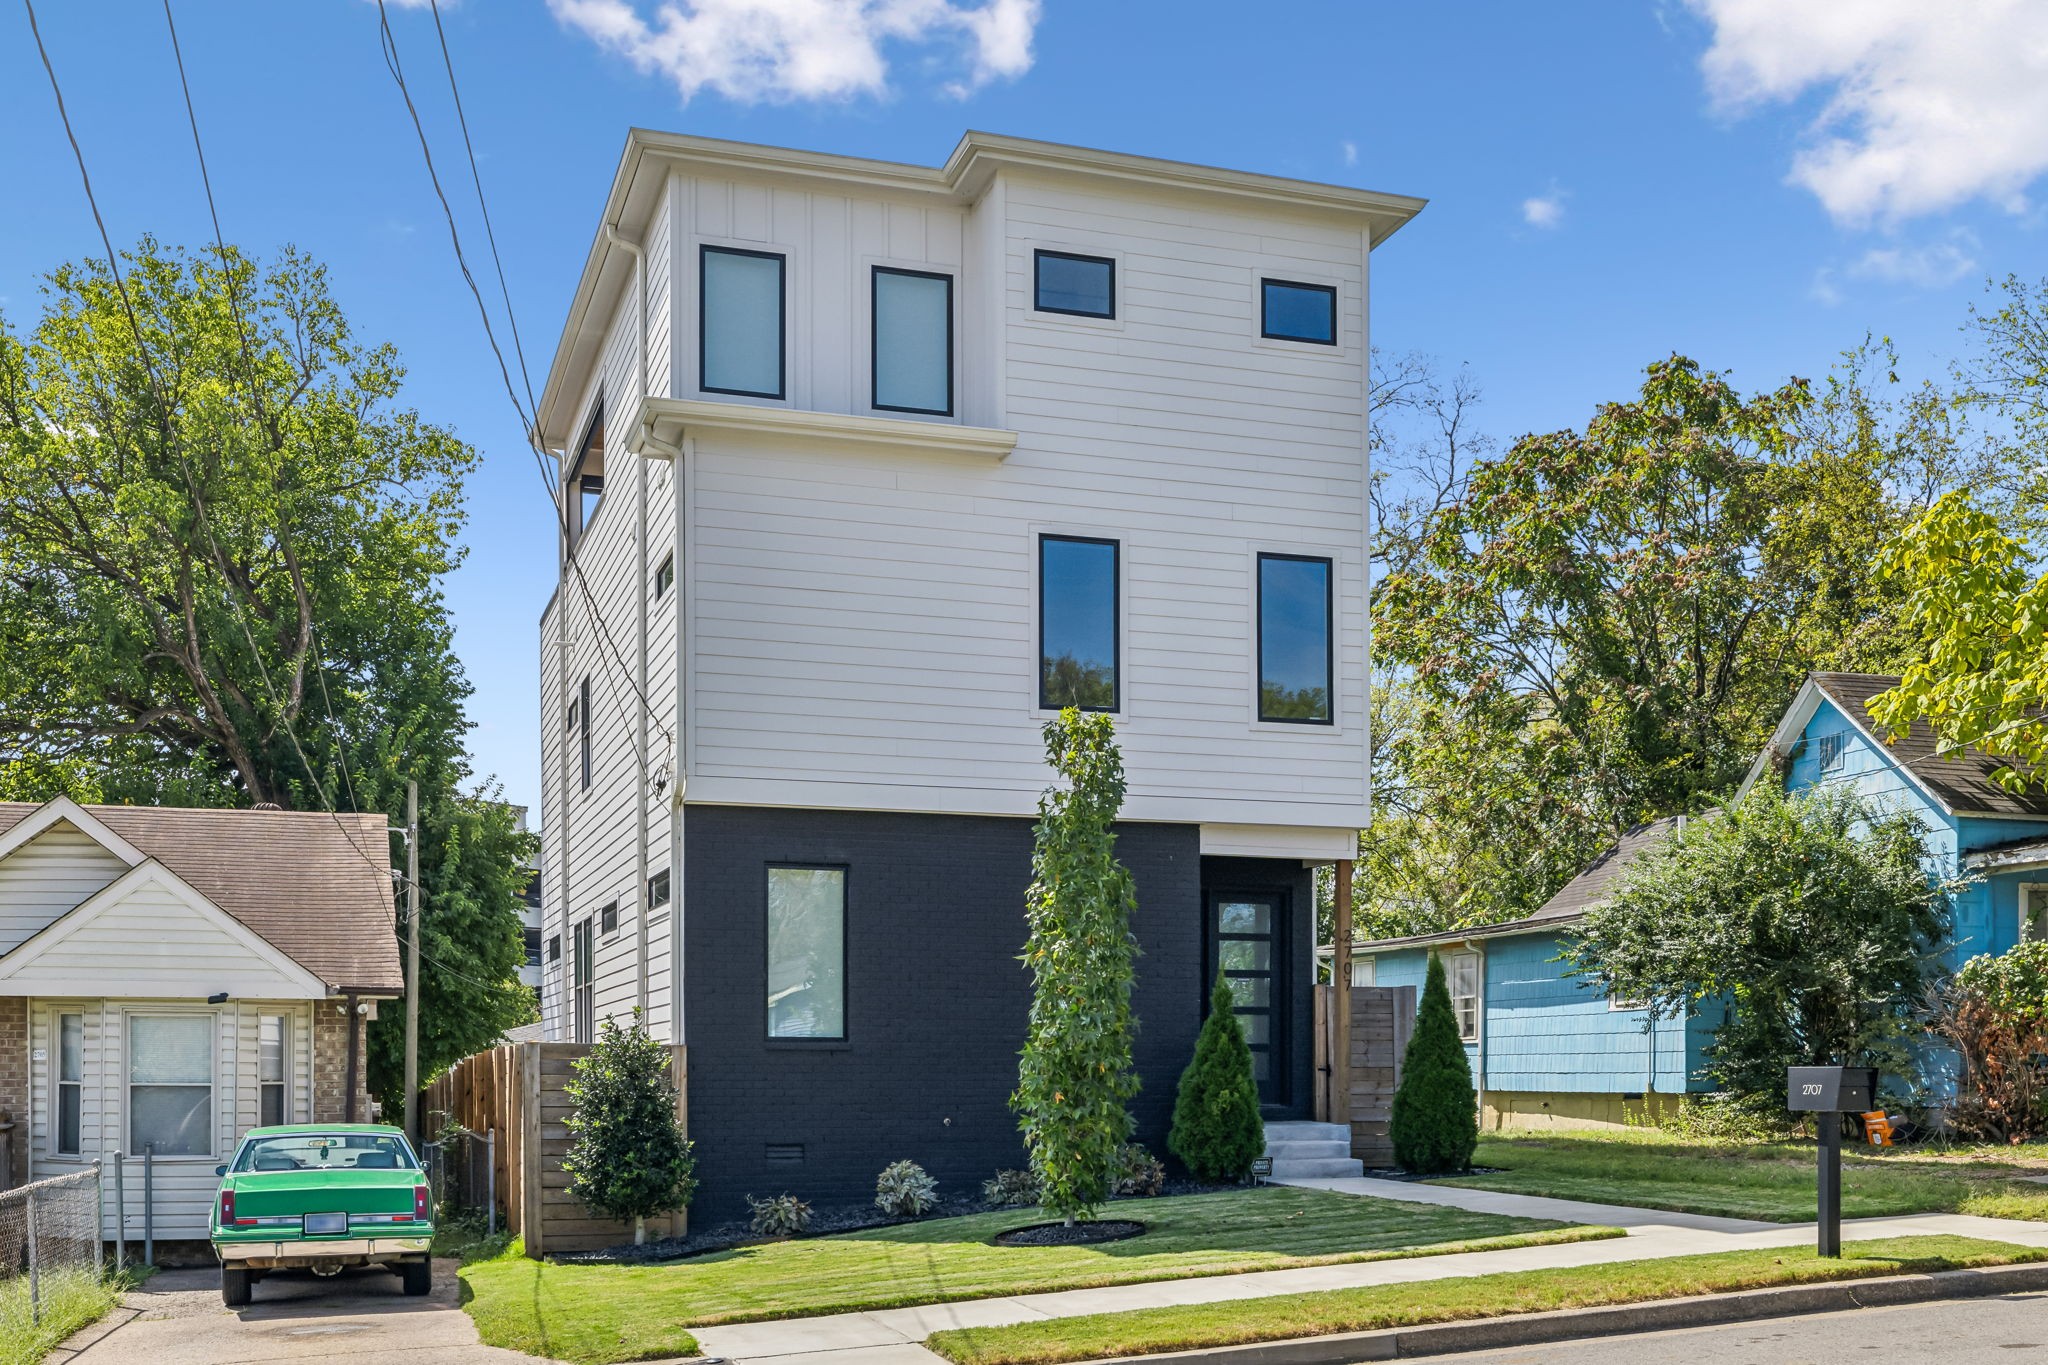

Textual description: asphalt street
[1427,1292,2048,1363]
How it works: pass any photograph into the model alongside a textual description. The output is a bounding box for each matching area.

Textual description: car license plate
[303,1212,349,1235]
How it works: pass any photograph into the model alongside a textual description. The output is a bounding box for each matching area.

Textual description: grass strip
[0,1267,126,1365]
[925,1235,2046,1365]
[458,1186,1615,1364]
[1436,1132,2048,1223]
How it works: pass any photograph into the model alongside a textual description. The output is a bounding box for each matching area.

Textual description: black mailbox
[1787,1065,1877,1113]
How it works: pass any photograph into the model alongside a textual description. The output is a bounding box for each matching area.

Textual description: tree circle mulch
[993,1219,1147,1248]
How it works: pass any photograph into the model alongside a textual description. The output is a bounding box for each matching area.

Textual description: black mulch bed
[994,1219,1146,1247]
[559,1178,1240,1265]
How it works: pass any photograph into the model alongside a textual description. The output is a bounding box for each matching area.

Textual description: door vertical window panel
[872,268,953,415]
[1215,896,1282,1100]
[573,919,595,1043]
[701,247,786,398]
[1258,554,1333,723]
[129,1014,213,1156]
[57,1012,82,1155]
[259,1016,288,1127]
[1039,536,1119,711]
[767,867,845,1039]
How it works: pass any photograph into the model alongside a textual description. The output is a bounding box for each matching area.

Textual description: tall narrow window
[1261,279,1337,345]
[1039,535,1119,712]
[701,246,786,399]
[567,402,605,547]
[129,1014,213,1156]
[572,919,595,1043]
[259,1015,288,1127]
[576,677,592,791]
[1350,957,1375,989]
[654,552,675,600]
[1034,250,1115,318]
[872,267,953,415]
[1447,952,1482,1043]
[1257,553,1333,724]
[647,869,671,911]
[767,866,845,1039]
[56,1012,82,1155]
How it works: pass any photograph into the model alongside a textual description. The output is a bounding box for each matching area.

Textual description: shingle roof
[0,802,402,994]
[1809,673,2048,818]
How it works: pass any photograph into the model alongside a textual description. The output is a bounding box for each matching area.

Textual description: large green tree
[0,240,533,1102]
[1565,783,1955,1114]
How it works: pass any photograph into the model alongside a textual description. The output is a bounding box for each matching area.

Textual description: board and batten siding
[0,827,126,954]
[677,168,1369,826]
[29,999,314,1239]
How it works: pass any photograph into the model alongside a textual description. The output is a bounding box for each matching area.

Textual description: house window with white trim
[259,1015,289,1127]
[129,1014,213,1156]
[1816,731,1847,774]
[56,1012,82,1155]
[1446,951,1481,1043]
[1350,956,1375,988]
[2022,884,2048,943]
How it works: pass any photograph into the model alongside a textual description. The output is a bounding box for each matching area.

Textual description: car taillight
[220,1189,236,1225]
[413,1183,429,1222]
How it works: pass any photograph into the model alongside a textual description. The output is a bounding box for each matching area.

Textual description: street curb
[1075,1260,2048,1365]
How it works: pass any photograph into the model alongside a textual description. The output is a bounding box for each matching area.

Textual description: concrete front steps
[1262,1120,1364,1179]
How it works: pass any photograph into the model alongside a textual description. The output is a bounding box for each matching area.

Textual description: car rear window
[234,1133,418,1173]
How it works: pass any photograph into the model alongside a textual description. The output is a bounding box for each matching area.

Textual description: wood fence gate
[1313,984,1415,1167]
[421,1040,687,1256]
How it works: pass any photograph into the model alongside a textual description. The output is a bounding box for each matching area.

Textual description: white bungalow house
[0,797,403,1241]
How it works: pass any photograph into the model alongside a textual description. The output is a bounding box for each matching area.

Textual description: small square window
[1034,250,1115,319]
[548,933,561,963]
[654,553,674,600]
[1261,279,1337,345]
[599,901,619,936]
[648,869,671,909]
[1816,732,1847,774]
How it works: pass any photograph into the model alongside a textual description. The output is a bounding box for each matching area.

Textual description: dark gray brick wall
[681,806,1313,1221]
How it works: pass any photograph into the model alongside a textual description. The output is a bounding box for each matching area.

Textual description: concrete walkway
[690,1180,2048,1365]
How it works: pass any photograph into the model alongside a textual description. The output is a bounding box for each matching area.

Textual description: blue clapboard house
[1351,673,2048,1131]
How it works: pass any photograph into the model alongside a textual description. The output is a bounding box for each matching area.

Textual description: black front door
[1210,890,1288,1107]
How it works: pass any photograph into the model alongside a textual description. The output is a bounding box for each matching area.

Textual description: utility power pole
[403,779,421,1144]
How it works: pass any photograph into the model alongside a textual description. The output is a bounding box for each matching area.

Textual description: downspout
[605,220,652,1026]
[343,992,361,1123]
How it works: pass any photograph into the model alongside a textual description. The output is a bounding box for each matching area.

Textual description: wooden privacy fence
[421,1040,687,1257]
[1313,984,1416,1167]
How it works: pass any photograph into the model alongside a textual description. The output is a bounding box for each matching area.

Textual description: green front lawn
[1436,1131,2048,1222]
[460,1186,1614,1364]
[926,1235,2047,1365]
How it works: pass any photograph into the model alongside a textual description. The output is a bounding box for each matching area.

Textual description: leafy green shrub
[1114,1143,1166,1197]
[1631,1094,1792,1144]
[1931,942,2048,1141]
[747,1193,812,1237]
[1168,976,1265,1182]
[1390,952,1478,1174]
[983,1168,1041,1207]
[562,1012,696,1242]
[1012,710,1141,1225]
[874,1160,940,1218]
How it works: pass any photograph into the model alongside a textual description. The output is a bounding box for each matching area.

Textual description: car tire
[222,1267,252,1308]
[400,1259,432,1297]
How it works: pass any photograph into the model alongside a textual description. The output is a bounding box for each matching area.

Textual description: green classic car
[210,1124,434,1306]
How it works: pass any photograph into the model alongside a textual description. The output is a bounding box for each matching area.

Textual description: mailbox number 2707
[1801,1084,1825,1096]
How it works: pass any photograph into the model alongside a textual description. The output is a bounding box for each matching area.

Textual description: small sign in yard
[1250,1156,1272,1178]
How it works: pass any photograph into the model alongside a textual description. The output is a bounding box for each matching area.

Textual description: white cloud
[1341,140,1358,168]
[1521,189,1566,229]
[1846,228,1980,287]
[1687,0,2048,224]
[548,0,1041,104]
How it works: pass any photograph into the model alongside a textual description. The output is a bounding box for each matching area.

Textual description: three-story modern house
[535,129,1422,1216]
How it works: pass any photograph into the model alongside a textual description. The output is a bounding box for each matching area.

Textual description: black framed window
[572,919,594,1042]
[767,865,845,1040]
[523,927,544,970]
[1260,279,1337,345]
[1034,249,1115,318]
[700,245,786,399]
[1257,553,1333,723]
[547,933,561,964]
[872,267,953,415]
[572,677,592,790]
[654,552,674,600]
[647,868,671,909]
[599,900,619,936]
[565,400,605,551]
[1039,535,1119,711]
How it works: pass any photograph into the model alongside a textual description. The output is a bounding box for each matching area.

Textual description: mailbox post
[1786,1065,1876,1257]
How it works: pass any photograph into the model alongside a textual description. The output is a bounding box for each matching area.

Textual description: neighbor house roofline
[533,128,1428,449]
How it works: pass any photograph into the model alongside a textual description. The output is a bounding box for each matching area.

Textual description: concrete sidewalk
[691,1180,2048,1365]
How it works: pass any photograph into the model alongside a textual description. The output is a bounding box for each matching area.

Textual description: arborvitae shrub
[1167,975,1266,1182]
[1390,952,1479,1174]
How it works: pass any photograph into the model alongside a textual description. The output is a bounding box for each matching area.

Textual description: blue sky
[6,1,2046,816]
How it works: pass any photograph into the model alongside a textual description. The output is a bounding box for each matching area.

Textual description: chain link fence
[0,1168,104,1335]
[422,1124,498,1234]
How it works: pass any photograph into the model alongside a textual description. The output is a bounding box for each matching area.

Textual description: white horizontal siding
[10,881,317,998]
[0,826,126,952]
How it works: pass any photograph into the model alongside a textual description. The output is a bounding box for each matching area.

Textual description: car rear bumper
[215,1235,431,1268]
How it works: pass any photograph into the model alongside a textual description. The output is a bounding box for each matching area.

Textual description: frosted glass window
[768,867,845,1039]
[872,268,953,414]
[1039,536,1119,711]
[130,1014,213,1155]
[1261,279,1337,344]
[1259,554,1333,723]
[701,247,786,398]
